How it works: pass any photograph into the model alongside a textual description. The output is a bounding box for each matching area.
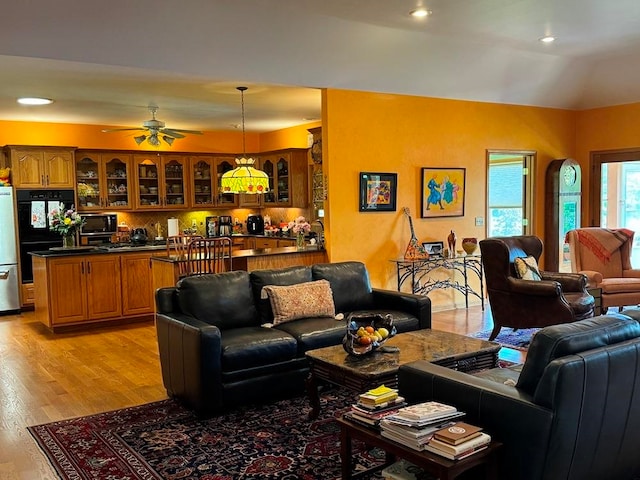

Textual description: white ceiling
[1,0,640,134]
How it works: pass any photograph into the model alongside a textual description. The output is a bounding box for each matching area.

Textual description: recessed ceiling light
[17,97,54,105]
[410,7,431,18]
[539,35,556,44]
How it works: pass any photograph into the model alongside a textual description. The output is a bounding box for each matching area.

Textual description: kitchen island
[151,245,328,293]
[30,244,327,332]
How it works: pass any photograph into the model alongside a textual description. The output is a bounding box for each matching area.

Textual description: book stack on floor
[424,422,492,460]
[379,401,465,451]
[343,385,407,430]
[381,459,437,480]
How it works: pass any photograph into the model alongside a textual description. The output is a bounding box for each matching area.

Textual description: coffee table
[305,329,500,419]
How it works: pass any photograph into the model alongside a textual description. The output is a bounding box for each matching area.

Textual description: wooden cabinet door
[133,154,162,210]
[76,152,102,210]
[48,257,87,324]
[10,149,46,188]
[190,156,216,208]
[162,155,188,209]
[121,253,154,316]
[102,153,132,209]
[44,149,75,188]
[85,255,122,320]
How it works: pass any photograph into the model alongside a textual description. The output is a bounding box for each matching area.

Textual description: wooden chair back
[166,234,204,276]
[186,237,232,275]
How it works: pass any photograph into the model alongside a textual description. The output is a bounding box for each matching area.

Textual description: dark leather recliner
[480,236,594,340]
[398,312,640,480]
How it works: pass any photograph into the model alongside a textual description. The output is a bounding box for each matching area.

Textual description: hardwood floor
[0,305,522,479]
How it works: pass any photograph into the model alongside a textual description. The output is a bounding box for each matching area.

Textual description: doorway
[591,148,640,267]
[486,150,535,237]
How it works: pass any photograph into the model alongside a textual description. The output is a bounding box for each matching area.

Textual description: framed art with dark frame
[421,167,466,218]
[359,172,398,212]
[422,241,444,257]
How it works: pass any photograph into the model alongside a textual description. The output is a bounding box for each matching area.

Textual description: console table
[392,255,484,309]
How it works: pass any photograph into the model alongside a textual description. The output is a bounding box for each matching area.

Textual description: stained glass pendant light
[220,87,269,194]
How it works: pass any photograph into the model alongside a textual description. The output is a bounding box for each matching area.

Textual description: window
[486,151,535,237]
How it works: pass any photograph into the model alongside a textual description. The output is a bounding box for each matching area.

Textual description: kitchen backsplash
[115,206,312,239]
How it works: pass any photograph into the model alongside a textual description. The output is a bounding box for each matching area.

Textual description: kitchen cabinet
[121,252,154,316]
[76,151,132,211]
[132,154,189,210]
[237,149,309,208]
[5,146,75,189]
[33,254,122,327]
[189,156,239,208]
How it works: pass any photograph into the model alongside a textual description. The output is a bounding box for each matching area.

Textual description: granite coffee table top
[305,329,500,378]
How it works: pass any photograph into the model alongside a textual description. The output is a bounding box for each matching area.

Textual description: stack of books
[343,385,407,429]
[379,401,465,451]
[381,459,437,480]
[424,421,492,460]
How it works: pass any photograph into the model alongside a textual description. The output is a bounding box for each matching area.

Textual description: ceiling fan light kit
[220,86,270,195]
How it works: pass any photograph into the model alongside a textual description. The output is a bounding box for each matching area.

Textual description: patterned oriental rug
[469,327,540,350]
[28,389,386,480]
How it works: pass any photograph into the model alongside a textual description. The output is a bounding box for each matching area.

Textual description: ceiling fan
[102,106,203,146]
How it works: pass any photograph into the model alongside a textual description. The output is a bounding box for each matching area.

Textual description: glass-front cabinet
[190,156,216,207]
[260,153,291,207]
[215,157,239,207]
[132,154,188,210]
[76,152,131,211]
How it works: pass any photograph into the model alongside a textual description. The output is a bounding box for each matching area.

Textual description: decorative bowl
[462,237,478,255]
[343,312,396,356]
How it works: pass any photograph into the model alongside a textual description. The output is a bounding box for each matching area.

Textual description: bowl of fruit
[342,312,397,356]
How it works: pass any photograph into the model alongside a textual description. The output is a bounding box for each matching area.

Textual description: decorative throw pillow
[263,280,336,325]
[514,256,542,281]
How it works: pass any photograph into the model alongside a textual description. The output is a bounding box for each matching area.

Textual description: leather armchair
[398,313,640,480]
[480,236,594,340]
[566,227,640,310]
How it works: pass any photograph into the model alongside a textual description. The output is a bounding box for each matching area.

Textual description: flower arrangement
[49,203,85,236]
[288,216,311,235]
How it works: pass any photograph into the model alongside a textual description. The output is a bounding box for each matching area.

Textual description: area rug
[28,389,385,480]
[469,327,540,350]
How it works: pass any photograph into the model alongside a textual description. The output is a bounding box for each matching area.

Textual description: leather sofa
[155,261,431,414]
[398,312,640,480]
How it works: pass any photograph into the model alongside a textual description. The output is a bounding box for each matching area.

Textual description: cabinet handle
[46,175,49,186]
[87,262,91,274]
[41,175,45,186]
[81,263,84,274]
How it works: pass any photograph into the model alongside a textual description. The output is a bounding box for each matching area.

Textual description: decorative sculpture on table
[447,230,457,257]
[402,207,429,260]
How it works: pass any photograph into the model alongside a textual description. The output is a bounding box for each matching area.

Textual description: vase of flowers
[288,216,311,250]
[49,203,84,248]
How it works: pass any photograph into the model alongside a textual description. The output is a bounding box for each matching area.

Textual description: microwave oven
[80,214,118,237]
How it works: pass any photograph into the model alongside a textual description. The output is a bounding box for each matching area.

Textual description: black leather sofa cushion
[250,266,313,324]
[275,316,348,354]
[312,261,375,313]
[177,271,259,330]
[517,313,640,395]
[221,326,298,371]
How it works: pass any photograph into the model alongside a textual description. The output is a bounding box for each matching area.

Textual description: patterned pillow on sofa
[263,279,336,325]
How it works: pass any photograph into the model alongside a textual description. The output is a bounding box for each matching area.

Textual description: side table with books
[339,388,502,480]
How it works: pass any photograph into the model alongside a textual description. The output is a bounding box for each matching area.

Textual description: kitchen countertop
[153,245,324,263]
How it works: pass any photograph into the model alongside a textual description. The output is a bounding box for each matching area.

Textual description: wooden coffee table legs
[305,372,321,420]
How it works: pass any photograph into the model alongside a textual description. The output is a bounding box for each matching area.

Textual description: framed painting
[422,241,444,257]
[421,167,466,218]
[359,172,397,212]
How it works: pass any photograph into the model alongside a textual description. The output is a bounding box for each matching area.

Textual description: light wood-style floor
[0,305,523,479]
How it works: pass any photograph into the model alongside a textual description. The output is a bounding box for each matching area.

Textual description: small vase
[62,234,75,248]
[296,232,306,250]
[462,237,478,255]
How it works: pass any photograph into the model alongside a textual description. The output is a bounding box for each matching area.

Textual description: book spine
[428,433,491,455]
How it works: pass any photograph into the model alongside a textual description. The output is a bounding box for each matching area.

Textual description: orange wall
[324,89,576,307]
[575,102,640,223]
[260,121,321,151]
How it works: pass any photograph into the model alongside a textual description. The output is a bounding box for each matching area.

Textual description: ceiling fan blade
[163,128,203,135]
[160,129,186,138]
[102,127,146,133]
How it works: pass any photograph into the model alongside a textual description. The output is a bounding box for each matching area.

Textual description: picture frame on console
[422,241,444,257]
[359,172,397,212]
[421,167,466,218]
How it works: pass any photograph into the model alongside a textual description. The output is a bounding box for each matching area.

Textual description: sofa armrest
[156,287,179,314]
[398,360,553,480]
[155,312,223,414]
[579,270,603,286]
[372,288,432,329]
[540,271,587,292]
